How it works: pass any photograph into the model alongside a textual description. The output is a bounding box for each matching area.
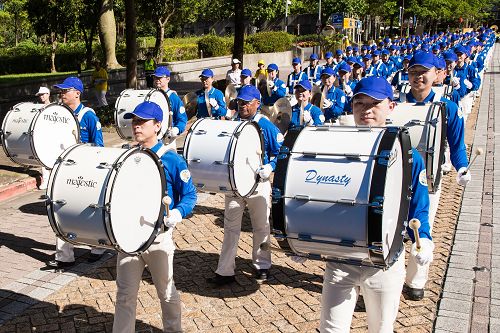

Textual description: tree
[3,0,28,46]
[99,0,121,69]
[72,0,101,68]
[125,0,136,88]
[233,0,244,65]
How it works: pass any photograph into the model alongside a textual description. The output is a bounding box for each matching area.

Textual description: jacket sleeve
[406,150,431,241]
[211,90,228,118]
[171,94,188,133]
[84,112,104,147]
[168,155,197,218]
[443,98,468,170]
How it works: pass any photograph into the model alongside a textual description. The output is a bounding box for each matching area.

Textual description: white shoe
[39,181,48,190]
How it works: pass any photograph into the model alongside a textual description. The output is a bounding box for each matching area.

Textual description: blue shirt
[390,55,403,70]
[290,103,323,128]
[195,87,227,118]
[453,63,480,97]
[322,85,347,121]
[254,114,283,171]
[303,65,323,85]
[287,71,307,94]
[391,70,409,91]
[74,104,104,147]
[165,89,188,133]
[366,61,388,78]
[407,148,431,241]
[262,78,287,106]
[398,90,468,170]
[151,141,197,218]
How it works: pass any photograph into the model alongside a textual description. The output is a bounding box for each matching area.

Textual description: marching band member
[36,86,52,190]
[153,66,188,140]
[113,101,197,333]
[324,52,335,68]
[381,49,395,76]
[195,68,228,118]
[391,55,411,92]
[226,58,242,88]
[362,54,372,76]
[337,63,355,98]
[287,57,307,94]
[333,49,344,66]
[350,58,365,85]
[389,45,402,71]
[366,50,388,78]
[46,77,105,269]
[255,59,267,79]
[320,67,347,122]
[262,63,286,106]
[302,76,431,332]
[304,53,323,86]
[289,79,324,128]
[207,85,283,285]
[398,51,470,300]
[433,57,460,105]
[453,45,480,117]
[240,68,253,87]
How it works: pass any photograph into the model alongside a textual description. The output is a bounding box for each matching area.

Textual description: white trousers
[40,168,51,189]
[94,90,108,107]
[113,232,181,333]
[55,238,106,262]
[320,253,405,333]
[405,187,441,289]
[215,180,272,276]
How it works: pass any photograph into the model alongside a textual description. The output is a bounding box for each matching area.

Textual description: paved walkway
[0,51,497,332]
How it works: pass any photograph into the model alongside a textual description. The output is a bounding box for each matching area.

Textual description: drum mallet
[461,147,483,175]
[162,196,172,218]
[408,218,421,251]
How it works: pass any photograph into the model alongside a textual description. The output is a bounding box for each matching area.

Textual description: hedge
[246,31,293,53]
[197,34,232,57]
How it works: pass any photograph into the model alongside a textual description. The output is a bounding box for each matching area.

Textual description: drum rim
[104,146,166,255]
[425,102,447,193]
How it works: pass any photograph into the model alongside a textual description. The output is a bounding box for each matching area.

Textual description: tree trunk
[50,32,57,73]
[233,0,245,66]
[99,0,121,69]
[125,0,137,88]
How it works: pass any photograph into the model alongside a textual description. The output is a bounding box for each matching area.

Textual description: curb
[0,177,39,202]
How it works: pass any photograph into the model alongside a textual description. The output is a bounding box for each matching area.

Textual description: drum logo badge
[134,156,142,164]
[304,169,351,187]
[43,112,70,124]
[12,117,27,124]
[66,176,98,189]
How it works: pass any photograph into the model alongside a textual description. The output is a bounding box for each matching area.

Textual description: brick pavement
[0,54,497,332]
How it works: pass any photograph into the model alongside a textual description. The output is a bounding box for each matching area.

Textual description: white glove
[322,99,333,109]
[411,238,434,266]
[303,110,312,124]
[290,255,307,264]
[163,209,182,229]
[344,85,352,96]
[314,80,322,86]
[464,79,473,89]
[258,164,273,180]
[456,166,471,186]
[209,98,219,109]
[167,127,179,138]
[451,77,460,87]
[267,81,275,89]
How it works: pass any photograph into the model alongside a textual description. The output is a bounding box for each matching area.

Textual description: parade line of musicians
[27,27,495,332]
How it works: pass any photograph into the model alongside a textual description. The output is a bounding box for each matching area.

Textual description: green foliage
[197,34,232,57]
[246,31,293,53]
[95,105,115,127]
[163,43,199,62]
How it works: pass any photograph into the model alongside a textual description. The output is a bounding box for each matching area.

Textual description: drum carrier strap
[77,107,95,123]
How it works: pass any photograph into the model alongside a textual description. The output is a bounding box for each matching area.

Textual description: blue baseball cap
[361,45,368,51]
[346,46,353,52]
[153,66,171,77]
[346,56,356,64]
[443,52,458,62]
[335,49,343,56]
[352,59,365,68]
[353,46,359,52]
[381,49,390,55]
[352,76,393,101]
[200,68,214,78]
[372,50,381,56]
[454,45,470,57]
[241,68,252,77]
[421,44,430,51]
[237,85,261,102]
[389,45,397,50]
[54,77,84,93]
[403,55,412,62]
[435,57,446,70]
[310,53,319,60]
[325,52,333,59]
[432,45,440,51]
[292,57,301,64]
[409,51,437,69]
[363,54,372,60]
[267,63,278,71]
[124,101,163,122]
[321,67,336,77]
[337,63,352,73]
[294,79,312,91]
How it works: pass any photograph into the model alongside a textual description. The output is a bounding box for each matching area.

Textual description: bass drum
[114,89,171,140]
[183,118,264,197]
[386,101,446,193]
[1,102,80,169]
[271,125,412,268]
[46,144,166,255]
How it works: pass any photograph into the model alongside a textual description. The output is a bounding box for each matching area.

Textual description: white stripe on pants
[113,232,181,333]
[215,180,272,276]
[320,252,405,333]
[55,238,106,262]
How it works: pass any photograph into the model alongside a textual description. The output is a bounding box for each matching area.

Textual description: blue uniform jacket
[391,70,409,91]
[366,61,389,78]
[255,114,283,171]
[165,89,188,133]
[287,71,307,94]
[303,65,324,85]
[323,85,347,121]
[151,141,197,218]
[399,90,468,170]
[195,87,227,118]
[407,148,431,241]
[74,104,104,147]
[390,55,403,70]
[262,78,286,106]
[289,103,323,128]
[453,63,480,97]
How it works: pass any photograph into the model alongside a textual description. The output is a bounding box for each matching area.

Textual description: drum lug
[195,183,205,189]
[3,131,11,135]
[219,131,233,137]
[188,158,201,163]
[22,131,32,136]
[28,156,36,160]
[369,196,384,213]
[55,199,67,206]
[63,159,77,166]
[219,186,229,192]
[279,146,290,154]
[369,242,383,255]
[98,239,108,246]
[377,150,395,166]
[294,194,310,201]
[98,162,114,169]
[66,232,77,240]
[214,161,233,166]
[195,129,207,135]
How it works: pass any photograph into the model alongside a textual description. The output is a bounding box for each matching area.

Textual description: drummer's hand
[290,255,307,264]
[303,110,313,124]
[451,77,460,88]
[456,167,471,186]
[167,127,179,139]
[464,79,473,89]
[267,81,275,89]
[322,99,333,109]
[209,98,219,109]
[411,238,434,266]
[314,80,322,86]
[344,85,353,96]
[164,209,182,229]
[258,164,273,180]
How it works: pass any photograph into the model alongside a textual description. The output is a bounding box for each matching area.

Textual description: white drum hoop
[46,144,166,255]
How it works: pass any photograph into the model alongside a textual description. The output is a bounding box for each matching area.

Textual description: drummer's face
[200,76,213,89]
[323,75,335,86]
[268,70,276,80]
[292,63,301,72]
[154,76,169,90]
[237,98,259,119]
[59,89,79,105]
[408,65,436,91]
[131,116,161,145]
[352,94,394,126]
[294,86,310,102]
[240,75,251,85]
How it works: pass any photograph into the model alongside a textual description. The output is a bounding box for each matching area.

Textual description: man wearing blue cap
[336,63,354,98]
[113,101,197,333]
[153,66,188,142]
[319,67,347,121]
[391,55,411,93]
[381,49,396,76]
[289,79,324,128]
[389,45,402,71]
[287,57,307,95]
[262,64,286,106]
[207,85,283,285]
[333,49,345,67]
[362,54,372,76]
[345,46,353,57]
[303,53,323,86]
[398,51,470,300]
[240,68,253,87]
[324,52,335,69]
[453,45,480,117]
[292,76,431,332]
[46,76,106,269]
[196,68,228,118]
[366,50,388,78]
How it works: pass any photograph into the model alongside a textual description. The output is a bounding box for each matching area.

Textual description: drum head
[147,90,170,138]
[31,104,79,169]
[108,149,164,253]
[231,122,263,197]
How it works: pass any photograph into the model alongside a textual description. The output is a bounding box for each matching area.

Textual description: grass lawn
[0,70,93,85]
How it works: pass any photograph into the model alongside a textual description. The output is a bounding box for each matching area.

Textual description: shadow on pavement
[19,199,48,216]
[0,231,53,262]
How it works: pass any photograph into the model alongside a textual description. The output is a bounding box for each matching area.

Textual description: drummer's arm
[84,112,104,147]
[406,150,431,242]
[275,81,287,98]
[168,155,197,218]
[172,95,187,134]
[211,91,228,118]
[265,125,283,171]
[445,101,468,170]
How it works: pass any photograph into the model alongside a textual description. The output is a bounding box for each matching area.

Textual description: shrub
[197,34,232,57]
[163,43,198,62]
[246,31,293,53]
